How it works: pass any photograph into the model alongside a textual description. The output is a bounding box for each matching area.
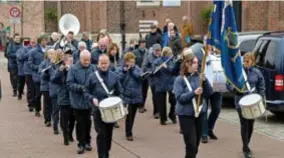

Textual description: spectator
[145,24,163,49]
[163,18,178,34]
[0,22,7,51]
[181,16,194,47]
[168,29,182,56]
[81,32,92,51]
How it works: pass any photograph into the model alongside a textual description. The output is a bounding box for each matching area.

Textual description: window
[254,40,269,67]
[264,41,278,69]
[163,0,181,7]
[239,40,256,56]
[136,0,160,7]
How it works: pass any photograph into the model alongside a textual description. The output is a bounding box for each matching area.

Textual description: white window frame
[136,0,161,7]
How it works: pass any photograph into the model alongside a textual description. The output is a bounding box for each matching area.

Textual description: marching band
[3,14,266,158]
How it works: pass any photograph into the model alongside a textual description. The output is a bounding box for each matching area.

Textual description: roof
[259,31,284,38]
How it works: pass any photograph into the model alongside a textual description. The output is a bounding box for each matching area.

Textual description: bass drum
[205,55,228,92]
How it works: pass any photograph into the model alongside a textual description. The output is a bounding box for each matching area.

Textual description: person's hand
[194,87,203,95]
[200,73,206,81]
[162,63,167,68]
[93,98,98,106]
[59,64,66,71]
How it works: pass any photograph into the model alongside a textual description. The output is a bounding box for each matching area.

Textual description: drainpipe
[119,1,126,51]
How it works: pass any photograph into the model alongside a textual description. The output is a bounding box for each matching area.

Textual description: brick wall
[105,1,210,35]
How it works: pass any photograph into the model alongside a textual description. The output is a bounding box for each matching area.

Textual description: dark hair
[13,33,20,38]
[68,31,74,35]
[96,32,105,42]
[107,42,120,63]
[37,34,48,43]
[0,22,4,28]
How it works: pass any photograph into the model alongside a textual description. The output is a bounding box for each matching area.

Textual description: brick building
[1,1,284,42]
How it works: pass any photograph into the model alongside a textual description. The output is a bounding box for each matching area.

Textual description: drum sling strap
[95,71,113,96]
[183,76,203,118]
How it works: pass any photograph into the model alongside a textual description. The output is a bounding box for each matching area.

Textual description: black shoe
[160,121,167,125]
[126,136,134,141]
[69,135,74,142]
[243,151,252,158]
[28,107,34,112]
[114,122,120,128]
[45,121,51,127]
[54,128,59,135]
[154,113,159,119]
[139,108,147,113]
[202,136,208,143]
[13,91,17,97]
[77,146,85,154]
[169,115,177,124]
[208,132,218,140]
[17,95,22,100]
[64,139,69,146]
[35,112,40,117]
[85,144,92,151]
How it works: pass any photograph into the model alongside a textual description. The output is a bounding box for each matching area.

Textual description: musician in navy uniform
[226,52,265,158]
[73,41,87,64]
[142,44,162,119]
[133,38,148,113]
[115,52,142,141]
[39,49,55,127]
[152,47,176,125]
[50,50,75,146]
[85,54,123,158]
[27,35,48,117]
[66,50,95,154]
[173,52,212,158]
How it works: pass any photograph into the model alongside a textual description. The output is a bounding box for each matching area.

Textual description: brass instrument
[58,14,80,51]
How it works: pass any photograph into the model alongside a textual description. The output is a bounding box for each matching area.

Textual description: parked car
[189,31,267,100]
[254,31,284,117]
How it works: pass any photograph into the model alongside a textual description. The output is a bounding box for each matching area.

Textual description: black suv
[254,31,284,117]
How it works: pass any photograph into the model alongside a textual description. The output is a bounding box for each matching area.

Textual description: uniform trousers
[237,109,255,152]
[140,79,149,109]
[42,91,52,123]
[9,69,18,93]
[60,106,75,140]
[17,75,25,97]
[52,97,60,130]
[94,109,114,158]
[25,75,34,108]
[155,91,176,124]
[179,114,204,158]
[150,86,159,115]
[74,108,91,147]
[125,103,140,137]
[33,82,42,112]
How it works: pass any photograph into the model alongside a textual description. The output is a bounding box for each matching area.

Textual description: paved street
[0,54,284,158]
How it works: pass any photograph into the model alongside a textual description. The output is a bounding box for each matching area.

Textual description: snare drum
[239,93,266,119]
[98,97,127,123]
[205,55,227,92]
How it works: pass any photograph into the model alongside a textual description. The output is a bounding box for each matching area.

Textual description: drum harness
[95,71,143,158]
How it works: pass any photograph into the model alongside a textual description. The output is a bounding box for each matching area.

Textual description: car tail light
[275,75,284,91]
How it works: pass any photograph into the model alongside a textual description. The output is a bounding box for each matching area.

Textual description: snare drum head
[239,94,262,107]
[99,97,122,108]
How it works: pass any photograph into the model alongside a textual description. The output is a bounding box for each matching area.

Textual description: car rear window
[254,39,279,69]
[240,40,256,55]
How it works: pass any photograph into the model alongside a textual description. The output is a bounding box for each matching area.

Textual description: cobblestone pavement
[0,53,284,158]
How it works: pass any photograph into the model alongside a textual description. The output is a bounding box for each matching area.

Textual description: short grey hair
[78,41,87,48]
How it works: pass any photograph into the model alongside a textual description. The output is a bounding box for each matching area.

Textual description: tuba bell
[58,14,80,51]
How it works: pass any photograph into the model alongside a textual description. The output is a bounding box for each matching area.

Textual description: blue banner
[207,0,246,92]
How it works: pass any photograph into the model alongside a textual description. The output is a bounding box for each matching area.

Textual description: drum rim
[99,97,122,108]
[239,93,262,106]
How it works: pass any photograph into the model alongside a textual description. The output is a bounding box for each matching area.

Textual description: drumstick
[197,47,208,112]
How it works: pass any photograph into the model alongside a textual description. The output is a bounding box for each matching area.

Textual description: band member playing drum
[226,52,265,158]
[85,54,123,158]
[66,50,95,154]
[152,47,176,125]
[142,44,162,119]
[50,50,75,146]
[173,52,212,158]
[39,49,55,127]
[28,35,48,117]
[115,52,143,141]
